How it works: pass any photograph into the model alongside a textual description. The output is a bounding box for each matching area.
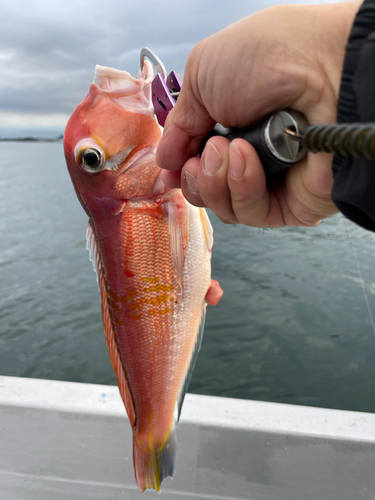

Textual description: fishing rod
[141,47,375,181]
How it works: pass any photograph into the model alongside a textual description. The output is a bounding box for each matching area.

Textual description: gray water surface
[2,142,375,412]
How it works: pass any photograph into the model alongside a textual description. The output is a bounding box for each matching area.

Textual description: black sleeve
[332,0,375,231]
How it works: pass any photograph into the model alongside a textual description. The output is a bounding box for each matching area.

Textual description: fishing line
[347,226,375,338]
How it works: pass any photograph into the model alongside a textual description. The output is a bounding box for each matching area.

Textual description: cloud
[0,0,349,137]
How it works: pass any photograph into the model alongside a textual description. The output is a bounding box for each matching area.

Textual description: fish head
[64,61,165,217]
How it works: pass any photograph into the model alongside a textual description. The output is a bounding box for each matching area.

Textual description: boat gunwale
[1,375,375,443]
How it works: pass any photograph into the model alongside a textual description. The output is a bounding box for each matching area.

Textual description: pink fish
[64,61,221,491]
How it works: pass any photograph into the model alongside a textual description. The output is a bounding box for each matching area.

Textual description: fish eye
[79,148,105,174]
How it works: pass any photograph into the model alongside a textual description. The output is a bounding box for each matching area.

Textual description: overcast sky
[0,0,348,138]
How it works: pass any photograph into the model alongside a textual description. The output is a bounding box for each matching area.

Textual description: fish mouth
[93,61,155,116]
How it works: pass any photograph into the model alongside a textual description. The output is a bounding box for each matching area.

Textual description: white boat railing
[1,376,375,499]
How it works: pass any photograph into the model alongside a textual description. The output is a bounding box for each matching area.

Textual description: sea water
[1,141,375,412]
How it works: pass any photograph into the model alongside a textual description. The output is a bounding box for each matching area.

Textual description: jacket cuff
[332,0,375,231]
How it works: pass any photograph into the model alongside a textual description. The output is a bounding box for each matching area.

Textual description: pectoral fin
[199,207,213,253]
[166,194,190,301]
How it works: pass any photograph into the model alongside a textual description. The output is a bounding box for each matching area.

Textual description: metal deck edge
[1,375,375,443]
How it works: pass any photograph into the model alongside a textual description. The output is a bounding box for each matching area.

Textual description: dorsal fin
[86,221,136,426]
[175,302,206,421]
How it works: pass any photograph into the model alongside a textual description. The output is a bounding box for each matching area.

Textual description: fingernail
[184,170,200,194]
[229,142,245,178]
[203,142,222,175]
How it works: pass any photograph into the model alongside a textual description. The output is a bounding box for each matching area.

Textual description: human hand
[156,2,361,227]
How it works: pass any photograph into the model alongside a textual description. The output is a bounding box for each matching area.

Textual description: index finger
[155,54,215,171]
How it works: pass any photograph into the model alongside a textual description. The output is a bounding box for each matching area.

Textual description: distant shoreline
[0,136,63,142]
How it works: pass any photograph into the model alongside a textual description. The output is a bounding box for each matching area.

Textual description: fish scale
[107,209,181,429]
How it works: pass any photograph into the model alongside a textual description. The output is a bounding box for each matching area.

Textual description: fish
[63,60,213,492]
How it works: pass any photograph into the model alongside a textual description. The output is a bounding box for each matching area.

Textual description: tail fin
[133,425,177,492]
